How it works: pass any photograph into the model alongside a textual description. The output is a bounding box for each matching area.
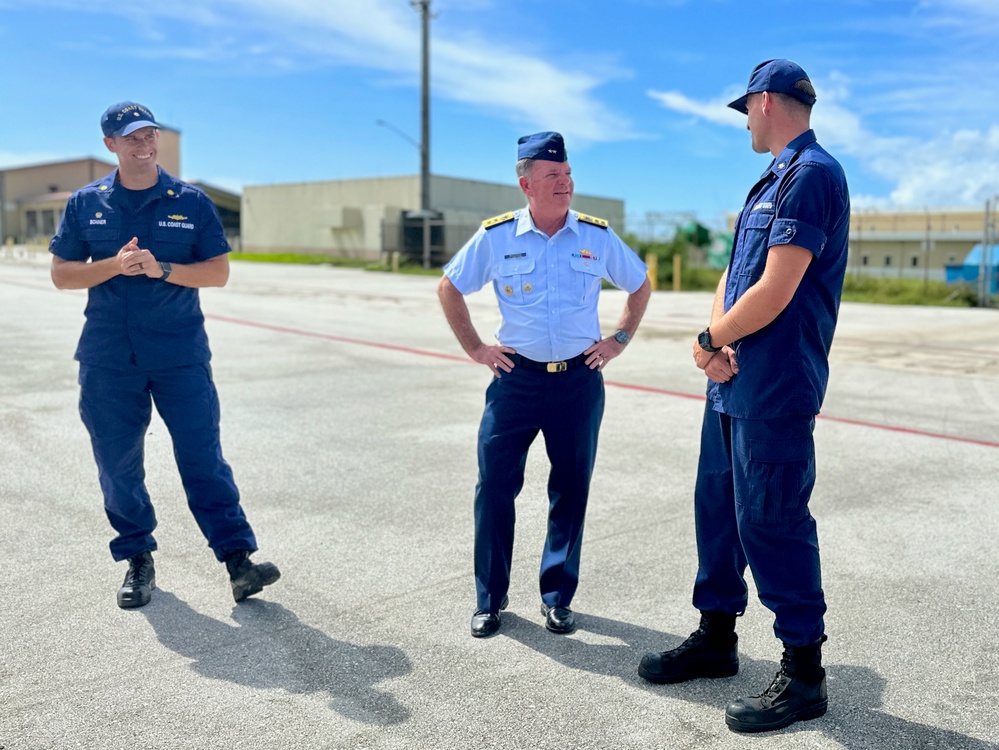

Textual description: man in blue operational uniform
[439,131,651,638]
[638,61,850,733]
[50,101,280,609]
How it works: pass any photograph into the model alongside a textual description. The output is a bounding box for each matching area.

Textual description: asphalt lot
[2,250,998,749]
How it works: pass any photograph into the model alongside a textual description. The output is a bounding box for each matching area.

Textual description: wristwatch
[159,261,172,282]
[697,327,721,353]
[613,329,630,345]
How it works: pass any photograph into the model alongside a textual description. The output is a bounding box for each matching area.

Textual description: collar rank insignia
[483,212,515,229]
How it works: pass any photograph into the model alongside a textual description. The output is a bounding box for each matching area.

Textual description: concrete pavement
[1,252,997,749]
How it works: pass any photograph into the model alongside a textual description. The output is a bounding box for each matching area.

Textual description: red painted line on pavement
[207,313,468,363]
[207,313,999,449]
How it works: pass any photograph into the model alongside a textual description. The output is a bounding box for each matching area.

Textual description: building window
[42,210,56,236]
[884,255,892,267]
[26,210,38,236]
[948,255,957,263]
[861,255,869,266]
[910,256,920,267]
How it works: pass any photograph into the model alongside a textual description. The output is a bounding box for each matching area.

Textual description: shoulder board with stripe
[482,212,515,229]
[577,212,609,229]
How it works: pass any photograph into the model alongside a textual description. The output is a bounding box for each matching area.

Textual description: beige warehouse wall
[241,174,626,261]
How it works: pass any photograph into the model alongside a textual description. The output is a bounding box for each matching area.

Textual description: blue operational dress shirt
[709,130,851,419]
[444,208,647,362]
[50,167,231,371]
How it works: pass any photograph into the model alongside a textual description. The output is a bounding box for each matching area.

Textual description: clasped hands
[692,340,739,384]
[117,237,163,278]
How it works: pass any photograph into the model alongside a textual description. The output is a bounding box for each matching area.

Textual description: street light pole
[414,0,431,213]
[411,1,434,267]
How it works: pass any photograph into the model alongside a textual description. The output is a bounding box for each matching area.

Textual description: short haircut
[516,158,534,179]
[773,78,816,115]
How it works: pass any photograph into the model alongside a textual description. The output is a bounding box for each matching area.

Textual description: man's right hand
[471,344,517,378]
[704,346,739,383]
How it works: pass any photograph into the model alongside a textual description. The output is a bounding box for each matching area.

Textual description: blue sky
[2,0,997,234]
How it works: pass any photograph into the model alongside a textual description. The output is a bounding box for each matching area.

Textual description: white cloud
[40,0,633,145]
[645,89,745,128]
[648,72,999,211]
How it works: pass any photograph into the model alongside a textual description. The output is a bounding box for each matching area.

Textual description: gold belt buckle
[547,361,567,373]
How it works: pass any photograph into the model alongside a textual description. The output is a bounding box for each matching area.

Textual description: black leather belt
[510,353,588,373]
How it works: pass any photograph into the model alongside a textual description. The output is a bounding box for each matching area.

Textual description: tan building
[0,129,183,245]
[725,207,990,280]
[240,174,626,264]
[849,208,987,280]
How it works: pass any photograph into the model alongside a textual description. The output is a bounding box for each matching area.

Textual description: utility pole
[411,1,433,266]
[981,198,991,307]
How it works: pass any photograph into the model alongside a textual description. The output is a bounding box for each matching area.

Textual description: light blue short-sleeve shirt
[444,208,647,362]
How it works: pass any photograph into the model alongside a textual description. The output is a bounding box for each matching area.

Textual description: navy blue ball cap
[517,131,567,162]
[101,101,159,138]
[727,59,816,114]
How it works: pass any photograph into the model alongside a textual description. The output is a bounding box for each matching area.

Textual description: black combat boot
[638,611,739,684]
[117,551,155,609]
[725,635,828,733]
[225,550,281,603]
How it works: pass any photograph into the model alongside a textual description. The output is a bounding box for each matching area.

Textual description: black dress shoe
[470,595,508,638]
[225,550,281,603]
[117,551,155,609]
[541,603,575,634]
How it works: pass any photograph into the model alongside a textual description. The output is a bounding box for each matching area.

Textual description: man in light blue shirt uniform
[638,60,850,734]
[439,131,651,638]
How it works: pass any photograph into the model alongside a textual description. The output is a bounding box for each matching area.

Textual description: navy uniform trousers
[78,362,257,562]
[473,362,604,614]
[692,404,826,647]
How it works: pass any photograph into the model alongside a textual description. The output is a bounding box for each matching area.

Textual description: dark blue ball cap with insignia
[517,131,567,162]
[728,59,815,114]
[101,101,160,138]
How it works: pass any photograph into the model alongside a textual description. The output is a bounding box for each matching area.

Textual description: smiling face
[104,126,159,187]
[520,160,574,223]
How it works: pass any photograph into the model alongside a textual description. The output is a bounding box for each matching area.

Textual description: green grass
[230,253,987,306]
[230,252,443,276]
[841,275,980,307]
[230,252,372,268]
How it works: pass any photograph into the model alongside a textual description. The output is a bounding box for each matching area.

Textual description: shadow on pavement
[141,590,411,726]
[501,611,998,749]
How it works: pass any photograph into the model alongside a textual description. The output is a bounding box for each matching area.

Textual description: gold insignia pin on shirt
[167,214,188,221]
[523,282,533,293]
[95,212,102,218]
[504,285,513,295]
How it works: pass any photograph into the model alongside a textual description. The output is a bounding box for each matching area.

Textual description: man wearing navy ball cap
[50,101,281,609]
[639,60,850,734]
[440,131,651,638]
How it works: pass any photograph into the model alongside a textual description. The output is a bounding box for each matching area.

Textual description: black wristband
[159,261,172,282]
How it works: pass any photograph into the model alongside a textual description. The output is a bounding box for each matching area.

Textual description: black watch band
[159,261,172,282]
[698,327,721,353]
